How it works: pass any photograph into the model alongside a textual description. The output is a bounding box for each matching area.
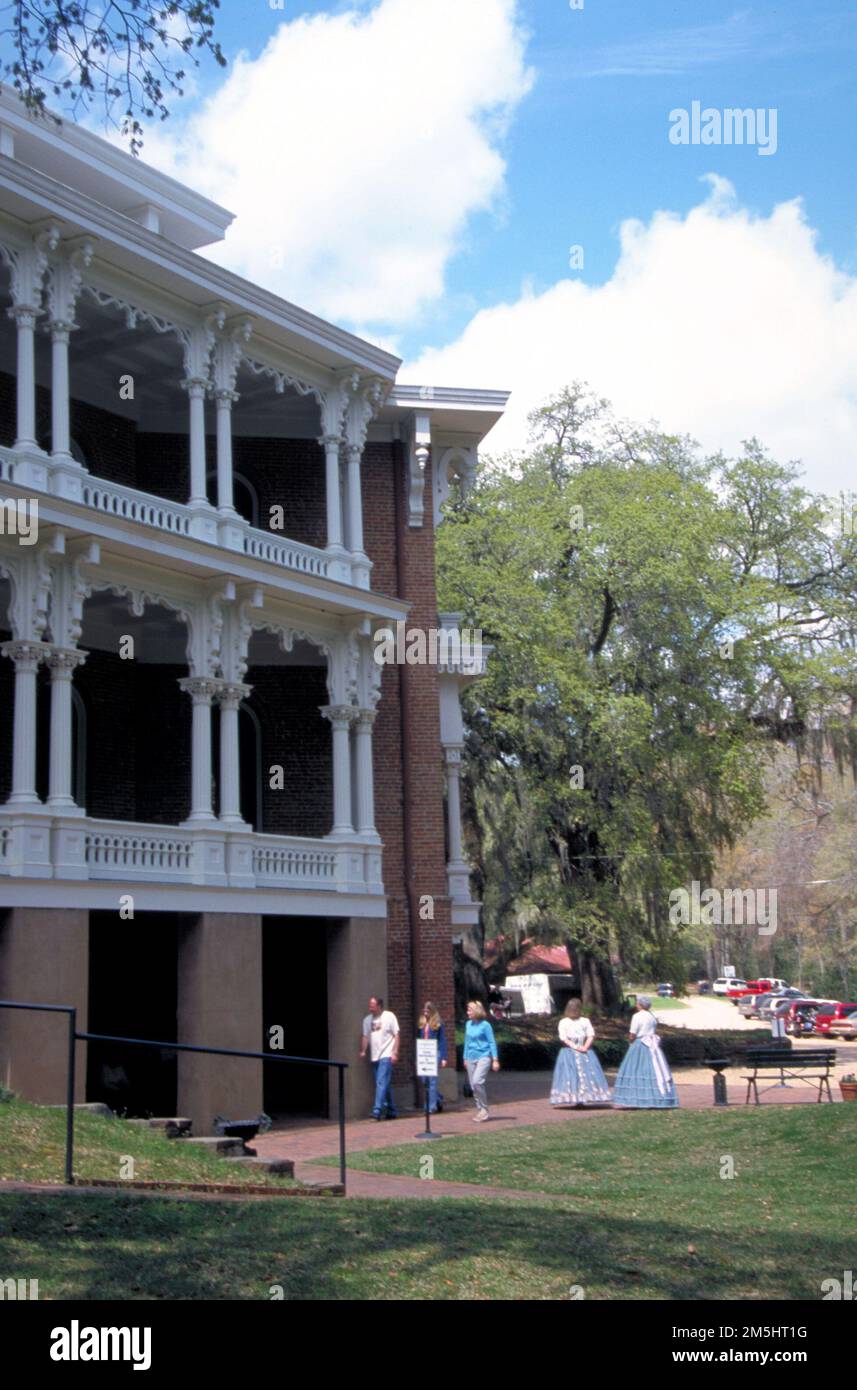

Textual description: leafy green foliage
[1,1,227,153]
[439,385,857,997]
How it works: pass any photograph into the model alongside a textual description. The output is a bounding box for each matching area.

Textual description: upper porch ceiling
[0,274,323,438]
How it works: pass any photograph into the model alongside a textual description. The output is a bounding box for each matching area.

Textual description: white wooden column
[214,389,236,514]
[46,240,93,472]
[10,305,39,450]
[46,647,86,810]
[321,434,345,553]
[1,228,59,460]
[179,677,218,822]
[346,444,367,564]
[322,704,356,836]
[181,319,218,540]
[353,708,378,838]
[217,681,251,825]
[1,640,46,805]
[211,318,251,546]
[343,379,382,590]
[50,324,71,456]
[187,380,208,504]
[445,746,465,865]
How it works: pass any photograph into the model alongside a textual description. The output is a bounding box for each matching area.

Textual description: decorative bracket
[406,411,431,528]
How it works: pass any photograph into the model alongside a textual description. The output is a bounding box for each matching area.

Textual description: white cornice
[392,386,511,410]
[0,161,401,381]
[382,386,510,448]
[0,85,232,249]
[0,879,388,917]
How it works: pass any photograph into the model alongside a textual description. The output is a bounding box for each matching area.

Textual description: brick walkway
[256,1074,840,1200]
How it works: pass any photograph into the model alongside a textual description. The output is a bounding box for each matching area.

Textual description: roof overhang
[384,385,510,446]
[0,86,233,250]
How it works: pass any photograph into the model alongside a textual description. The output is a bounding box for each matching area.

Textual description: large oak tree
[439,386,857,1008]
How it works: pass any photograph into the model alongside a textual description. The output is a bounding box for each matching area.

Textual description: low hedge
[457,1028,771,1071]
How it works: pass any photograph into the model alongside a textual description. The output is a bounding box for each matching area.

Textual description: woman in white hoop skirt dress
[613,995,679,1108]
[550,999,612,1107]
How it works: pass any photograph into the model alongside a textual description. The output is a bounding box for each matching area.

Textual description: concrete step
[179,1135,247,1156]
[224,1156,295,1177]
[148,1117,193,1138]
[123,1117,192,1137]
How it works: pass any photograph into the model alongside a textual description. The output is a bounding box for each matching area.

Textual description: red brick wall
[363,441,455,1085]
[245,664,332,835]
[74,651,190,824]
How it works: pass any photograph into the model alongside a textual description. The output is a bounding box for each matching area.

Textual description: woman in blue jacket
[417,1000,448,1113]
[463,1000,500,1121]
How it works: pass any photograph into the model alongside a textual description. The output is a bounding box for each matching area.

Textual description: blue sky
[8,0,856,487]
[196,0,856,364]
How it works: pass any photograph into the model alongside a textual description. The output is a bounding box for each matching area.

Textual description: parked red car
[727,977,788,1000]
[783,999,827,1035]
[813,1002,857,1036]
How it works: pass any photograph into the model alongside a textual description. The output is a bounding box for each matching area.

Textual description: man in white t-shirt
[359,996,400,1119]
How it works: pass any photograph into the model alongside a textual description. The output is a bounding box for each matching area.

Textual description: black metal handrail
[0,1001,349,1189]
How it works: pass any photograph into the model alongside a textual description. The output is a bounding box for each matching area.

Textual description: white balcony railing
[243,530,330,577]
[85,826,193,880]
[0,446,350,587]
[0,811,383,897]
[81,479,192,537]
[252,837,337,887]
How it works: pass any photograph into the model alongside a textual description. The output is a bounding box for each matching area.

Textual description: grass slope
[0,1097,296,1189]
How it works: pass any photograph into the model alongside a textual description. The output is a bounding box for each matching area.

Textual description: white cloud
[142,0,532,328]
[404,177,857,495]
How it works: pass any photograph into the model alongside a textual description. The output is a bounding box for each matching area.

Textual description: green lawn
[649,995,689,1010]
[322,1104,856,1205]
[1,1105,854,1299]
[0,1096,297,1189]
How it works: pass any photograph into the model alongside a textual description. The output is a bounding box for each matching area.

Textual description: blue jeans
[372,1057,397,1117]
[423,1073,442,1113]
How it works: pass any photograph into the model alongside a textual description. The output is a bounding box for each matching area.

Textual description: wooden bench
[741,1046,837,1104]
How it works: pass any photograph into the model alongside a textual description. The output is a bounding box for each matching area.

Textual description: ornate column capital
[179,675,220,705]
[0,222,61,313]
[7,305,38,330]
[354,708,377,732]
[181,314,219,387]
[1,638,50,672]
[46,237,94,331]
[318,432,343,451]
[45,646,87,678]
[321,703,358,727]
[212,314,252,398]
[216,680,252,710]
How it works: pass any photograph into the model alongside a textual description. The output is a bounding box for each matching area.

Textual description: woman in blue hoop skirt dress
[613,995,679,1108]
[550,999,612,1107]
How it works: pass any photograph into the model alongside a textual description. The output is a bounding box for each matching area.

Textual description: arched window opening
[239,701,263,831]
[206,468,259,528]
[71,684,87,808]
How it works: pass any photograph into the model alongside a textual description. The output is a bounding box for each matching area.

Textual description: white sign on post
[723,965,736,979]
[416,1039,438,1077]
